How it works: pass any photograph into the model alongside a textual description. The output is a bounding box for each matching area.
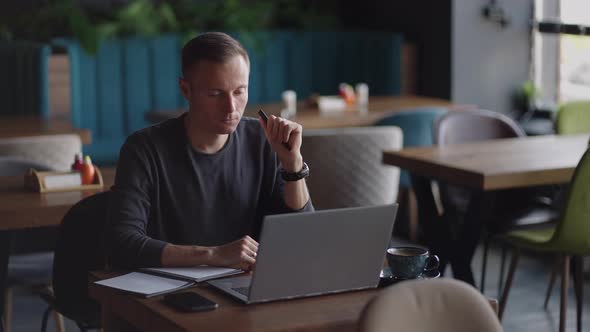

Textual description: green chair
[498,147,590,332]
[546,99,590,309]
[556,101,590,135]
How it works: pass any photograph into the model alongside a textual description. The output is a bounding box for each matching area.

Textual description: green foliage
[172,0,274,49]
[521,80,540,101]
[1,0,340,54]
[268,0,340,30]
[110,0,179,37]
[512,80,541,114]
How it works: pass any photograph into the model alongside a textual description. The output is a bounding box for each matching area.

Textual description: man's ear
[179,77,191,102]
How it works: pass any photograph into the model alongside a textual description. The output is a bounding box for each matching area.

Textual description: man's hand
[209,235,259,270]
[259,115,304,172]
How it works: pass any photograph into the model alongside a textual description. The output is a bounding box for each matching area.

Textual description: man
[107,32,313,271]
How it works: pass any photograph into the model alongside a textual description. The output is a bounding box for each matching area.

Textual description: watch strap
[280,162,310,181]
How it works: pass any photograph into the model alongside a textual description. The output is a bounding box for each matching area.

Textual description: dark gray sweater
[107,114,313,268]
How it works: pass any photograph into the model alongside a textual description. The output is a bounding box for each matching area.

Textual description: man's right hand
[209,235,259,270]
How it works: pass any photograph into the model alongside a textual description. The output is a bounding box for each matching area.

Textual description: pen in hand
[258,109,291,151]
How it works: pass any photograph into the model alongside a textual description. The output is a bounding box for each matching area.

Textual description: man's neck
[184,112,229,154]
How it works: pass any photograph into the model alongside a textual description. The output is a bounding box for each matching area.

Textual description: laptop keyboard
[232,287,250,296]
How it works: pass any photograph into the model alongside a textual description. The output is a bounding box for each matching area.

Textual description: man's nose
[223,95,236,113]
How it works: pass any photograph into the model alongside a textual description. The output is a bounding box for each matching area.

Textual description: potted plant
[512,80,541,121]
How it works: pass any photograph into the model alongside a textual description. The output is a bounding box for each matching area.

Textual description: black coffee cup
[386,247,439,279]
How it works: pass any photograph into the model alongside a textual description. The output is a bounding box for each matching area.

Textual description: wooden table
[90,236,422,332]
[0,168,115,230]
[90,271,378,332]
[383,134,590,190]
[382,134,590,284]
[0,116,92,144]
[0,168,115,330]
[147,95,456,129]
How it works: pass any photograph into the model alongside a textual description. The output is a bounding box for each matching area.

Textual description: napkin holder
[24,167,104,193]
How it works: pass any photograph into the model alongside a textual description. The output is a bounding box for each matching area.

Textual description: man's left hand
[259,115,303,172]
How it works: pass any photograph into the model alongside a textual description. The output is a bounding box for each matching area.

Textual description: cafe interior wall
[452,0,532,114]
[342,0,534,116]
[340,0,453,100]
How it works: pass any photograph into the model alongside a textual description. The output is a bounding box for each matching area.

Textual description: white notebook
[95,266,242,298]
[141,266,242,282]
[95,272,193,297]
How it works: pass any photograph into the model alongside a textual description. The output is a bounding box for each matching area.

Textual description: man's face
[180,55,249,135]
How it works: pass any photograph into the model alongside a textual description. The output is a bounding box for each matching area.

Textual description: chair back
[301,126,402,210]
[0,136,82,252]
[555,100,590,135]
[52,191,110,321]
[359,278,502,332]
[433,110,527,212]
[434,109,525,145]
[549,147,590,253]
[0,134,82,171]
[0,157,56,253]
[0,156,51,176]
[374,107,447,188]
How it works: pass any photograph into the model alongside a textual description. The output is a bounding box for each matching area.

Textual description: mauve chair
[359,278,502,332]
[433,109,558,294]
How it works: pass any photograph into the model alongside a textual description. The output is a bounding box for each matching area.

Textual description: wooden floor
[6,244,590,332]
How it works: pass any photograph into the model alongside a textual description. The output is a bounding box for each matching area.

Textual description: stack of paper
[94,266,242,297]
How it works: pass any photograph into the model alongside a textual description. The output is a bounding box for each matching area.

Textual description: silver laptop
[208,204,397,304]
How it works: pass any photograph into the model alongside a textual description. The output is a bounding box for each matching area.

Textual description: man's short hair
[181,32,250,77]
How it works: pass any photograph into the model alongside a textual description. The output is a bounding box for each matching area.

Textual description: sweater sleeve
[107,136,167,268]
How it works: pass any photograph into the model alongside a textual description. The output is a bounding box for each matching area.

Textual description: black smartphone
[257,109,291,150]
[163,292,218,312]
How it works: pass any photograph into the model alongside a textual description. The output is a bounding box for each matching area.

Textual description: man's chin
[216,121,239,134]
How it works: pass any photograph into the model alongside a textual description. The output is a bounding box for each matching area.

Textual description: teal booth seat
[374,107,448,188]
[54,34,186,164]
[0,41,50,118]
[57,31,403,164]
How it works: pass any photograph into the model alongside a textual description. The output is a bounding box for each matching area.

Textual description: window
[559,0,590,102]
[534,0,590,106]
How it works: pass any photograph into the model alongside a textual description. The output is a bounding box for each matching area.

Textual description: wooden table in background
[147,95,456,129]
[0,167,115,230]
[0,116,92,145]
[90,271,377,332]
[383,134,589,190]
[382,134,590,284]
[0,168,115,329]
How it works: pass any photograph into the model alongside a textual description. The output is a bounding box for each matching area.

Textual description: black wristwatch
[280,162,310,181]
